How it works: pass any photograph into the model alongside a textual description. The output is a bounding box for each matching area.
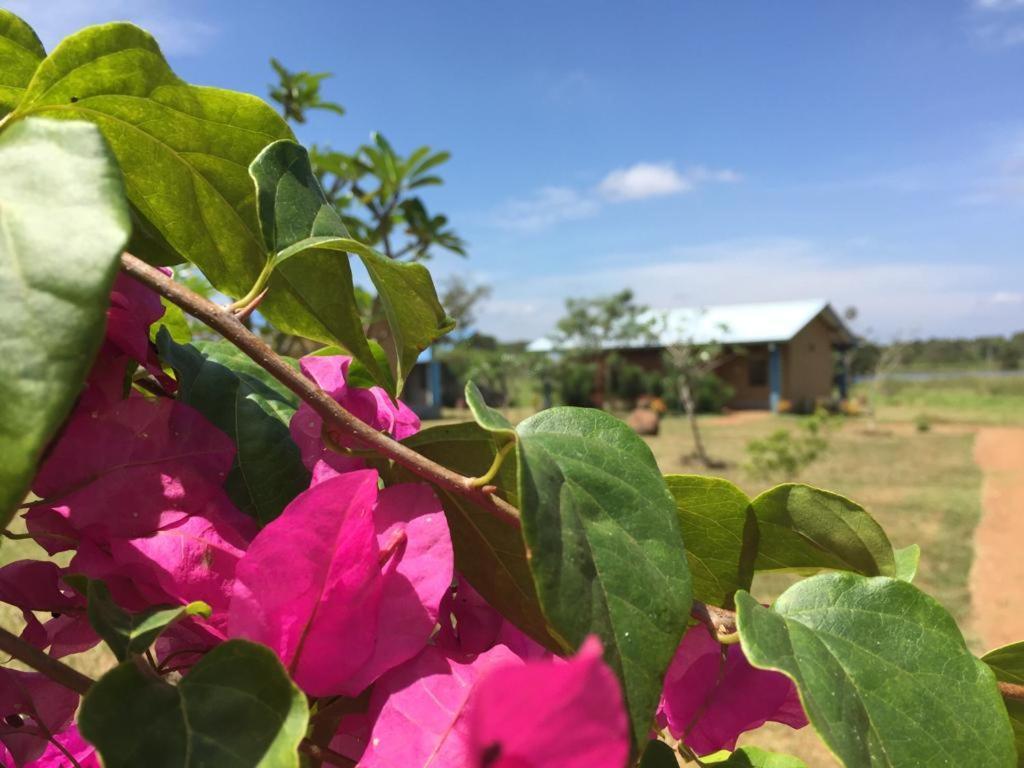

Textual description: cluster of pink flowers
[0,274,806,767]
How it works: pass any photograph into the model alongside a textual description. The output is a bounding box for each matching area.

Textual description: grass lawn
[859,373,1024,426]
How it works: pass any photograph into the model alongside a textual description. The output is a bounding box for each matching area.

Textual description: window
[748,357,768,387]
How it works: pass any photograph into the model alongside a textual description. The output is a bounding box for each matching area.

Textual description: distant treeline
[850,332,1024,375]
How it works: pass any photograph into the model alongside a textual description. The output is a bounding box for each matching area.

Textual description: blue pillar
[838,351,849,400]
[425,346,443,419]
[769,343,782,413]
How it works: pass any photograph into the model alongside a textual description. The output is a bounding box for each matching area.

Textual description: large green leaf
[704,747,808,767]
[751,484,895,576]
[75,577,210,661]
[250,140,453,393]
[0,118,130,530]
[396,422,560,651]
[10,23,375,352]
[737,573,1016,767]
[982,642,1024,766]
[156,330,309,525]
[515,407,692,747]
[79,639,308,767]
[665,474,757,608]
[0,10,44,117]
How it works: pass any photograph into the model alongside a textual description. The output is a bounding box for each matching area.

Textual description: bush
[745,410,833,480]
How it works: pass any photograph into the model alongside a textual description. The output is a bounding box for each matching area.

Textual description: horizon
[9,0,1024,343]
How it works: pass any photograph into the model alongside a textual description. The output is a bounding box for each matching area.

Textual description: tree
[554,289,657,407]
[439,275,492,337]
[662,312,728,468]
[0,14,1021,768]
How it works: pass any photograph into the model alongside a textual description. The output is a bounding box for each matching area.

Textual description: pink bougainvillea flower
[359,644,523,768]
[657,624,808,755]
[28,396,236,548]
[437,576,551,661]
[0,561,98,659]
[468,636,629,768]
[289,355,420,481]
[0,670,79,767]
[228,470,383,696]
[84,271,175,406]
[230,470,452,697]
[109,499,255,619]
[437,578,504,654]
[25,724,100,767]
[342,481,453,695]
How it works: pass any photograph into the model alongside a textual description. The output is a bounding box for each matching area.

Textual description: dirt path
[970,427,1024,650]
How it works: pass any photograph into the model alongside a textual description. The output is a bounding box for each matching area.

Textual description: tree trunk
[680,376,712,467]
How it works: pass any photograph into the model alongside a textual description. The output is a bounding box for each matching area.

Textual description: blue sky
[11,0,1024,341]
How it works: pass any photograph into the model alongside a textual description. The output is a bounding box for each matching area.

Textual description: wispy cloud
[970,0,1024,46]
[490,187,601,232]
[7,0,218,56]
[473,238,1022,341]
[492,161,739,231]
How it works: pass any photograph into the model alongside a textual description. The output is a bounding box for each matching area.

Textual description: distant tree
[440,276,492,338]
[662,312,728,468]
[553,290,657,407]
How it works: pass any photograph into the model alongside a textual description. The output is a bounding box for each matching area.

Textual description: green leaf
[11,24,373,351]
[704,746,808,767]
[396,422,561,651]
[737,573,1016,767]
[751,484,896,576]
[639,739,679,768]
[465,380,515,437]
[79,639,308,767]
[665,475,757,608]
[156,330,309,524]
[251,140,453,393]
[515,407,692,747]
[982,642,1024,766]
[79,577,210,661]
[0,10,44,117]
[0,118,130,530]
[894,543,921,582]
[150,297,192,344]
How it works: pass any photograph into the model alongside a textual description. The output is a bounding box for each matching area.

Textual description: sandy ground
[970,427,1024,651]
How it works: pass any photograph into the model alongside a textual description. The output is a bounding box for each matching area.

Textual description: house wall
[782,316,836,411]
[716,346,772,409]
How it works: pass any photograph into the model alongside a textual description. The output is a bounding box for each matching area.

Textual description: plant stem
[0,625,93,695]
[120,253,520,528]
[469,440,515,488]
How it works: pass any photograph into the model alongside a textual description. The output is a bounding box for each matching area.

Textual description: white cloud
[492,161,738,231]
[598,162,739,201]
[991,291,1024,304]
[7,0,217,56]
[472,238,1023,341]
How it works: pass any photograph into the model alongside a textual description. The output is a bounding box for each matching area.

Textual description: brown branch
[999,681,1024,702]
[120,254,520,528]
[0,626,93,695]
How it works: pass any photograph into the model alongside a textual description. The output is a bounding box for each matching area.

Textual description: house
[527,299,857,412]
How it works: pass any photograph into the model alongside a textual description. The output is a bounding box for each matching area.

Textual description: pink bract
[29,396,236,548]
[0,670,79,767]
[438,576,551,660]
[657,624,808,755]
[342,481,453,695]
[289,355,419,479]
[228,470,383,696]
[24,724,99,768]
[468,636,629,768]
[359,644,523,768]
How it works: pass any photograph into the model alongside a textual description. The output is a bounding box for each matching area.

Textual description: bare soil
[970,427,1024,651]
